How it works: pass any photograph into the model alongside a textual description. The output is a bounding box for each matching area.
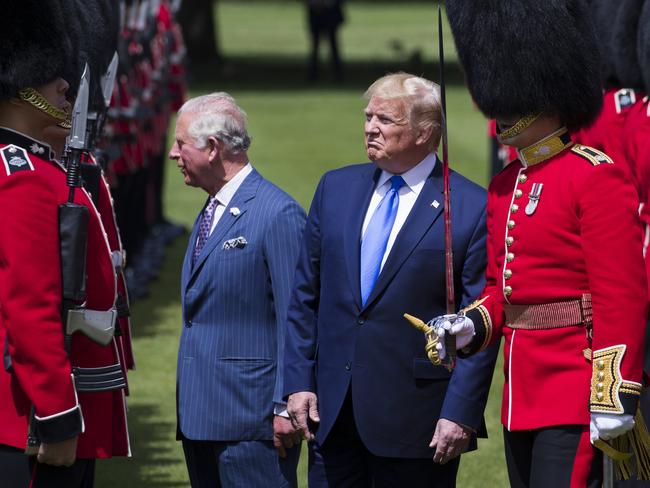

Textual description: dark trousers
[504,425,601,488]
[182,437,299,488]
[0,445,95,488]
[308,393,460,488]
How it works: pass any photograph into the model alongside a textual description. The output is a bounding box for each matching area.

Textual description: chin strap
[498,113,541,140]
[18,87,69,122]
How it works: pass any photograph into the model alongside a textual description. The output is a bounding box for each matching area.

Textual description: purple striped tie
[193,196,219,265]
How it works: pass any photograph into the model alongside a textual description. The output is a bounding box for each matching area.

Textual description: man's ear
[207,136,220,162]
[415,125,434,147]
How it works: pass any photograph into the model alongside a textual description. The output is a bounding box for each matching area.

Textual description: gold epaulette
[571,145,614,166]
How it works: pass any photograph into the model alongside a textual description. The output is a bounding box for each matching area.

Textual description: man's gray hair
[364,73,442,151]
[178,92,251,155]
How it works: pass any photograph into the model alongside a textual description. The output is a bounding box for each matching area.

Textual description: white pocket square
[222,236,248,250]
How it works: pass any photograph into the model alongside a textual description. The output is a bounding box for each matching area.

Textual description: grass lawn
[96,2,508,486]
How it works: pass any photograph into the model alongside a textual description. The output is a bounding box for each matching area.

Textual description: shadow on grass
[127,237,187,339]
[95,403,186,488]
[189,55,466,92]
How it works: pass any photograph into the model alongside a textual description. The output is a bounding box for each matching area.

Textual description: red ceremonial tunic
[84,153,136,374]
[461,128,647,431]
[573,87,645,198]
[623,97,650,299]
[0,128,130,458]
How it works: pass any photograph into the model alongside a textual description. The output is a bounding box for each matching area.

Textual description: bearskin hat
[611,0,645,89]
[63,0,119,108]
[639,0,650,93]
[590,0,622,87]
[0,0,71,100]
[446,0,603,130]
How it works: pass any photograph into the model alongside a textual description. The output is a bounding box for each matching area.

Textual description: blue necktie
[193,196,219,265]
[360,175,406,305]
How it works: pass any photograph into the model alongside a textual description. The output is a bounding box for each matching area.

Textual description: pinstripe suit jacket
[177,168,306,441]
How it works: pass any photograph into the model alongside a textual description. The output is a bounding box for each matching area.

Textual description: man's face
[168,112,213,189]
[364,96,420,171]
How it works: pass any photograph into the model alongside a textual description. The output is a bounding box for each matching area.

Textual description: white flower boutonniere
[229,207,241,216]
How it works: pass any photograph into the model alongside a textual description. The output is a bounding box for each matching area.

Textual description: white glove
[429,314,475,359]
[590,412,635,442]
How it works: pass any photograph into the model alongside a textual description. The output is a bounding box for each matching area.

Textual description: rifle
[60,64,116,347]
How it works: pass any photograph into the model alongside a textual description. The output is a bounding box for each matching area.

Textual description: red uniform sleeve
[459,178,505,355]
[576,163,647,415]
[0,171,82,440]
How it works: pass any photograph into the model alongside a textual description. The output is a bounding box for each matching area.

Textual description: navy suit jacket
[177,168,306,441]
[284,160,499,458]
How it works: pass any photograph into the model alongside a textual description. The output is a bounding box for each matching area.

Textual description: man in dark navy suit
[283,73,499,487]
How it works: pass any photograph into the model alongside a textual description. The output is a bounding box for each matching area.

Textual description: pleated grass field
[96,2,507,486]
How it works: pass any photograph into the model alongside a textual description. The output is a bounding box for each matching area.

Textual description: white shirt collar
[376,153,437,194]
[213,163,253,207]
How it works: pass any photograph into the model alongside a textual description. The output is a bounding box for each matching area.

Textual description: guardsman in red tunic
[419,1,649,486]
[572,0,647,200]
[0,1,130,487]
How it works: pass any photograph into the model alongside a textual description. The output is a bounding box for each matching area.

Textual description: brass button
[597,372,605,381]
[508,220,516,230]
[506,252,515,263]
[596,392,604,401]
[504,286,513,296]
[514,189,523,198]
[506,236,514,247]
[518,174,528,183]
[511,204,519,213]
[597,360,605,370]
[504,269,512,279]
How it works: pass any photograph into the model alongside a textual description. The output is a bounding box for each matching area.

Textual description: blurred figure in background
[306,0,345,82]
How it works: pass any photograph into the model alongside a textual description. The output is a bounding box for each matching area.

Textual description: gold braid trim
[18,88,68,122]
[590,345,640,414]
[460,296,492,351]
[498,113,541,139]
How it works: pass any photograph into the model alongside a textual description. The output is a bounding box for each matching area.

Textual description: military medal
[525,183,543,216]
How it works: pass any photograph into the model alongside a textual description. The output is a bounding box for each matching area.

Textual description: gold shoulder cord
[18,88,70,128]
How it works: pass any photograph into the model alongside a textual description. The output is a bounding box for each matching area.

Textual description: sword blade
[438,3,457,369]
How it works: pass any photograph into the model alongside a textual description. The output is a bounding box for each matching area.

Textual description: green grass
[217,1,458,63]
[95,1,508,486]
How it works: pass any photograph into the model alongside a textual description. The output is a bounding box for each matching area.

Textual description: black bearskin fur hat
[64,0,119,108]
[446,0,603,130]
[612,0,645,89]
[639,0,650,93]
[0,0,71,100]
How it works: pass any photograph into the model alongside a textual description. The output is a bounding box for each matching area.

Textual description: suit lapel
[187,169,261,285]
[343,166,380,310]
[361,162,444,312]
[181,209,203,295]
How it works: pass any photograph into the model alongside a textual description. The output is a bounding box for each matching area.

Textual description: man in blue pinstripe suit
[169,93,306,487]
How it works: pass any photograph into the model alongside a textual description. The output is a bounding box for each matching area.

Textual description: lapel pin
[229,207,241,216]
[431,200,440,208]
